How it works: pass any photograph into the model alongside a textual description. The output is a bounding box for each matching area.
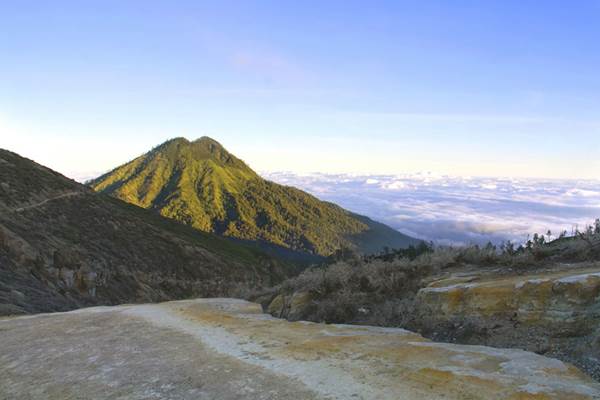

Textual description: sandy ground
[1,298,599,400]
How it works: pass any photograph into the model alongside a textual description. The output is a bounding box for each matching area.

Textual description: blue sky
[1,1,599,180]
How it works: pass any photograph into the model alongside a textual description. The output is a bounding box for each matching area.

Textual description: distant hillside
[0,149,293,316]
[89,137,419,256]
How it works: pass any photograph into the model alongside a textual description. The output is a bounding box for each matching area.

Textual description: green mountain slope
[0,148,292,315]
[90,137,419,256]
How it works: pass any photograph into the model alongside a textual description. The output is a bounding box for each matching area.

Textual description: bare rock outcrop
[268,291,317,320]
[415,264,600,380]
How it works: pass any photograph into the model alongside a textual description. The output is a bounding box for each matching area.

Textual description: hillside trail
[12,191,83,213]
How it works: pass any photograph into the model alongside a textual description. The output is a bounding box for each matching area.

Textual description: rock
[0,224,38,264]
[288,291,316,321]
[417,268,600,330]
[267,294,287,317]
[58,268,75,288]
[267,291,317,320]
[1,298,599,399]
[73,268,98,296]
[415,265,600,380]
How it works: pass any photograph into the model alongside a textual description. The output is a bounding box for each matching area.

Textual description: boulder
[287,291,316,321]
[267,294,287,317]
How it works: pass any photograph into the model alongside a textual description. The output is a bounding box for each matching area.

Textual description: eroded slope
[416,263,600,379]
[0,149,290,315]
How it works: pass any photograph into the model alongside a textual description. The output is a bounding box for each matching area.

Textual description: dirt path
[1,299,599,399]
[13,191,83,213]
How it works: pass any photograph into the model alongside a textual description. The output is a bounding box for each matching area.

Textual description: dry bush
[253,224,600,325]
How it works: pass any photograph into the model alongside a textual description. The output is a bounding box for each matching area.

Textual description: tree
[503,241,516,255]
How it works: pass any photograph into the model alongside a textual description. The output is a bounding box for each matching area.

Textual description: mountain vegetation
[89,137,418,256]
[0,149,293,315]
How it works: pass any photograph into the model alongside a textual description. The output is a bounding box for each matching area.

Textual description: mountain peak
[150,136,245,169]
[90,138,419,256]
[159,136,223,148]
[161,137,189,146]
[189,136,231,159]
[192,136,222,146]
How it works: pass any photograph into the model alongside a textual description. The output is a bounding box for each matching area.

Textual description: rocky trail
[1,298,599,399]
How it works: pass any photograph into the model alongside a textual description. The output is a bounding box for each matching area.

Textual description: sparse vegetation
[253,222,600,325]
[0,148,295,315]
[249,222,600,380]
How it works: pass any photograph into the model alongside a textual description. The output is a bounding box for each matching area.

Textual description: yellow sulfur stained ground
[1,298,599,399]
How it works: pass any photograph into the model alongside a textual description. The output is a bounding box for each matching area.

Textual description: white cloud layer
[262,172,600,245]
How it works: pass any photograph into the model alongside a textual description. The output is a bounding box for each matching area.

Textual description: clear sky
[1,1,599,180]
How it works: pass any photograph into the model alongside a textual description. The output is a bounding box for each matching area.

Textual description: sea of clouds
[262,172,600,245]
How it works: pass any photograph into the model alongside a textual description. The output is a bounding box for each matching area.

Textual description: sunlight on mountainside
[1,1,599,398]
[89,137,418,256]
